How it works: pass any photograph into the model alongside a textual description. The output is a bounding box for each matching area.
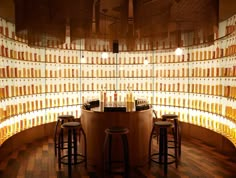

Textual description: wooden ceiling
[0,0,235,49]
[0,0,235,23]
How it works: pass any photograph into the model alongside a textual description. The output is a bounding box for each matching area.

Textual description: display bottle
[100,86,104,102]
[103,87,107,103]
[114,91,117,102]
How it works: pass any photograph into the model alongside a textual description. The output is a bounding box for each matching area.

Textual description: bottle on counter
[126,87,135,111]
[129,87,133,103]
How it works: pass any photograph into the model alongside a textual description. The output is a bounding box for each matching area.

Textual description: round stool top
[58,115,74,120]
[154,121,172,128]
[105,127,129,135]
[61,121,81,129]
[162,114,178,120]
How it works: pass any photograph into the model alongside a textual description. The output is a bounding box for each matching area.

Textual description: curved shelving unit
[0,14,236,156]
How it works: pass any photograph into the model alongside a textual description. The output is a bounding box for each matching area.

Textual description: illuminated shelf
[0,14,236,148]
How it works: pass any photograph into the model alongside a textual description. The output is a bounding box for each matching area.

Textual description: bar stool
[162,114,181,157]
[58,121,87,178]
[103,127,129,177]
[149,121,176,175]
[54,115,74,156]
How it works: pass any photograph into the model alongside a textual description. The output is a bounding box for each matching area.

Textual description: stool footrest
[150,153,176,165]
[60,154,86,165]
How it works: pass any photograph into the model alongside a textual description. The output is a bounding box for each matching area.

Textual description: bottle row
[2,54,235,68]
[1,92,235,122]
[153,106,236,143]
[0,78,235,97]
[1,40,236,64]
[0,106,81,145]
[225,15,236,35]
[0,105,235,146]
[1,64,236,78]
[0,81,235,99]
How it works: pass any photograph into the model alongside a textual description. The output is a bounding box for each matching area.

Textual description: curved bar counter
[80,106,153,168]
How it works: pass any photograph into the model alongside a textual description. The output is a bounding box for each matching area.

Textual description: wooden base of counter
[81,108,153,168]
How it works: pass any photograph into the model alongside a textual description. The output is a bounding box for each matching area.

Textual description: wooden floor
[0,136,236,178]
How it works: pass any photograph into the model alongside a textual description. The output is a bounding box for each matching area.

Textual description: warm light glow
[81,55,86,63]
[175,47,183,56]
[144,58,149,65]
[101,51,108,59]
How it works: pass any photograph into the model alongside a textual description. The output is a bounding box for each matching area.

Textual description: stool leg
[58,128,62,169]
[163,128,168,175]
[54,120,60,156]
[173,121,178,168]
[148,126,155,166]
[73,128,78,165]
[159,129,164,164]
[60,120,65,150]
[122,134,129,177]
[178,123,182,157]
[68,129,72,178]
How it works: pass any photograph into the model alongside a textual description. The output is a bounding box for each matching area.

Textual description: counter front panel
[81,108,153,168]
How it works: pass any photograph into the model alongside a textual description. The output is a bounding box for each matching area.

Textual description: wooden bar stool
[58,121,87,178]
[149,121,176,175]
[162,114,182,157]
[103,127,129,177]
[54,115,74,156]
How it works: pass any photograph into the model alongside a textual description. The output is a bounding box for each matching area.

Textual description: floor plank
[0,136,236,178]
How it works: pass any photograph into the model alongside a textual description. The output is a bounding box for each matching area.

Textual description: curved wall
[0,15,236,152]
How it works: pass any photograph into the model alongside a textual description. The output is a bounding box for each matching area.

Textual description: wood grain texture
[81,108,153,168]
[0,136,236,178]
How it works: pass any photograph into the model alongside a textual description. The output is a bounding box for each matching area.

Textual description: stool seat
[58,115,75,120]
[162,114,178,120]
[154,121,173,127]
[61,121,81,128]
[105,127,129,134]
